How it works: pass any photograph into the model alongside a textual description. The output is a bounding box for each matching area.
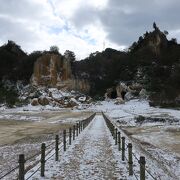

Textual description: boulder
[139,89,148,99]
[116,83,128,98]
[31,98,39,106]
[124,92,134,101]
[66,98,79,108]
[114,97,125,105]
[38,97,49,106]
[78,96,86,102]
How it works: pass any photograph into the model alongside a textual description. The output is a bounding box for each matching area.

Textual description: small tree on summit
[153,22,158,30]
[49,45,59,53]
[64,50,76,63]
[164,30,169,36]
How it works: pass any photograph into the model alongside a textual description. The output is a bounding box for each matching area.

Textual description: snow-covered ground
[88,99,180,179]
[26,115,132,180]
[0,99,179,179]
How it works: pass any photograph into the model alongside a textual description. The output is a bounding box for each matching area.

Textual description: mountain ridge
[1,24,180,107]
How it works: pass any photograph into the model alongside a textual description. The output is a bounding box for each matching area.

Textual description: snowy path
[31,115,130,180]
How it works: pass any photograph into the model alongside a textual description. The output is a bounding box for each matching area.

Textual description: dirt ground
[0,109,93,179]
[122,125,180,156]
[0,110,92,146]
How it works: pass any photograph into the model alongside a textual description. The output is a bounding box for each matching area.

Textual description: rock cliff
[31,53,90,93]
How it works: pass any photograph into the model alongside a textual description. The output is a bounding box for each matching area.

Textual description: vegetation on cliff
[1,24,180,107]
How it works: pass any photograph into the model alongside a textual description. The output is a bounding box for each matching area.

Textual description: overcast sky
[0,0,180,59]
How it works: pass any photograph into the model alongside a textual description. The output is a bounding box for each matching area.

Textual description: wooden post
[55,135,59,161]
[73,125,75,140]
[118,132,121,151]
[79,122,81,133]
[69,128,72,145]
[41,143,46,177]
[113,126,115,138]
[110,124,113,136]
[63,130,66,151]
[18,154,25,180]
[115,128,118,145]
[128,143,133,176]
[76,123,78,136]
[81,121,83,131]
[122,137,125,161]
[139,156,146,180]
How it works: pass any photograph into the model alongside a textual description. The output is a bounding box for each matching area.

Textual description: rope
[132,152,139,161]
[103,113,157,180]
[46,152,56,161]
[132,170,139,180]
[125,152,139,180]
[46,141,55,148]
[1,113,95,180]
[46,147,54,157]
[25,166,41,180]
[0,165,19,179]
[26,151,40,162]
[143,165,157,180]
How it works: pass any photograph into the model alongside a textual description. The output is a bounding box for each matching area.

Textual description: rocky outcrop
[31,53,90,93]
[147,29,167,56]
[28,87,91,108]
[31,53,71,86]
[105,83,143,101]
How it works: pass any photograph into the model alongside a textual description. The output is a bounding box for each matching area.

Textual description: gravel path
[31,115,130,180]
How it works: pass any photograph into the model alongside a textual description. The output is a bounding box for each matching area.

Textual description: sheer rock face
[31,53,90,93]
[147,30,167,55]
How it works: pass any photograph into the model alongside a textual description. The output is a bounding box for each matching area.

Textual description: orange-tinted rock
[31,53,90,93]
[31,53,72,87]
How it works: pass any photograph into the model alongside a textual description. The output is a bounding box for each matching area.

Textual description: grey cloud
[71,0,180,46]
[71,5,98,28]
[0,0,47,21]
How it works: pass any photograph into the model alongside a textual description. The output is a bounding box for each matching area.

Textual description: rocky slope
[31,53,90,93]
[1,23,180,107]
[74,24,180,107]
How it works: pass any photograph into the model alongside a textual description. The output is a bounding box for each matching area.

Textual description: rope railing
[26,166,41,180]
[46,141,55,148]
[26,151,41,162]
[0,113,96,180]
[0,165,19,179]
[103,112,157,180]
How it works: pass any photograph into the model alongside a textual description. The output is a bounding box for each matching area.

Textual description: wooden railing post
[110,123,113,136]
[113,126,115,139]
[41,143,46,177]
[81,121,83,131]
[73,125,75,140]
[128,143,133,176]
[18,154,25,180]
[76,123,79,136]
[115,128,118,145]
[69,128,72,145]
[139,156,146,180]
[118,132,121,151]
[122,137,125,161]
[63,130,66,151]
[55,135,59,161]
[79,122,81,134]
